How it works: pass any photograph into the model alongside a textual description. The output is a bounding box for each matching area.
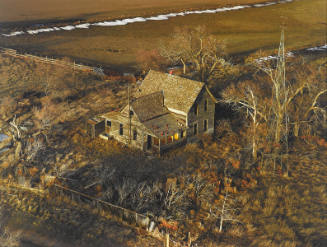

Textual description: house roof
[101,91,186,137]
[143,113,186,137]
[130,91,169,122]
[135,70,205,114]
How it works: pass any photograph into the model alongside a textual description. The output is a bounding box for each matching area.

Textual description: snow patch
[256,51,294,62]
[1,0,294,37]
[76,23,91,29]
[60,25,76,31]
[306,44,327,51]
[2,31,25,37]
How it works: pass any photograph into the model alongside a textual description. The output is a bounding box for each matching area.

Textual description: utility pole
[278,28,289,176]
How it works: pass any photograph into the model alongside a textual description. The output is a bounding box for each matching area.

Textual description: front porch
[145,130,187,154]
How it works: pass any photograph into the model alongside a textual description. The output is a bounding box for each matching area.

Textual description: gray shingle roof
[135,70,205,114]
[130,91,169,122]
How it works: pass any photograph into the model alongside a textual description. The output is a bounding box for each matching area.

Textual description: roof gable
[135,70,205,114]
[129,91,169,122]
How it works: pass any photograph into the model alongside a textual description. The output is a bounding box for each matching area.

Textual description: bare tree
[223,31,327,169]
[210,192,242,232]
[117,177,138,206]
[163,183,190,220]
[32,96,68,141]
[222,81,269,160]
[0,96,25,141]
[160,26,229,83]
[136,49,166,73]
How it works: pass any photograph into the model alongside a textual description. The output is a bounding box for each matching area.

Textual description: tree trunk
[252,133,257,161]
[181,59,186,74]
[294,122,300,137]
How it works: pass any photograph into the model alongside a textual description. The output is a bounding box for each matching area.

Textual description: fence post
[188,232,191,247]
[165,233,169,247]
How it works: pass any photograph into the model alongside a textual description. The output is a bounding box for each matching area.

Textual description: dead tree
[222,82,268,160]
[210,192,242,232]
[159,26,228,83]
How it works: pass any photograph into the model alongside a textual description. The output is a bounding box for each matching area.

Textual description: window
[129,110,134,116]
[194,123,198,135]
[106,120,111,127]
[133,130,137,140]
[119,124,123,135]
[180,129,184,138]
[203,119,208,131]
[194,103,198,115]
[204,100,208,112]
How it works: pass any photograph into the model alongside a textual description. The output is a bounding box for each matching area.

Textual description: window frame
[204,99,208,112]
[193,123,198,135]
[194,103,198,115]
[203,119,208,131]
[133,129,137,140]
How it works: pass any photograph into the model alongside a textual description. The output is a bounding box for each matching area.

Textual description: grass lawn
[0,0,325,70]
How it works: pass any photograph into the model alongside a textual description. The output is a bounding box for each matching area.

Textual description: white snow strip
[2,31,25,37]
[147,15,169,21]
[256,51,295,63]
[60,25,76,31]
[1,0,294,37]
[27,28,55,35]
[307,44,327,51]
[76,23,90,29]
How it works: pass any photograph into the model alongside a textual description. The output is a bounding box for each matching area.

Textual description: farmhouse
[87,70,217,154]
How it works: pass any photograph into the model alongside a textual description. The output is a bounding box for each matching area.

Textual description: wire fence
[0,46,105,75]
[50,183,153,230]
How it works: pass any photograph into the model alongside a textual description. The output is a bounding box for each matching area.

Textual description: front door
[147,135,152,150]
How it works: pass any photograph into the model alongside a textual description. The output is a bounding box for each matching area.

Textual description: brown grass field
[0,0,268,23]
[0,0,326,70]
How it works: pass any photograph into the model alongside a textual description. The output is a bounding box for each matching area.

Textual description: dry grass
[237,146,327,246]
[0,0,268,23]
[0,0,325,70]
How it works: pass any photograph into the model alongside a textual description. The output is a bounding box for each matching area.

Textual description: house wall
[187,89,215,139]
[105,117,154,151]
[87,120,105,138]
